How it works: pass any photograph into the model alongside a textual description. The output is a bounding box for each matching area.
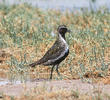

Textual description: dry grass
[0,3,110,99]
[0,4,110,81]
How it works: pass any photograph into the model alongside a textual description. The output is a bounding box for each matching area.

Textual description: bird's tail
[29,61,39,67]
[29,58,43,67]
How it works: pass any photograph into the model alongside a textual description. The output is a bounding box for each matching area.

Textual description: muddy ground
[0,78,110,98]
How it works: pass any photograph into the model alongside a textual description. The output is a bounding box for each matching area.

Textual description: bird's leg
[50,65,55,79]
[56,64,60,76]
[56,64,63,80]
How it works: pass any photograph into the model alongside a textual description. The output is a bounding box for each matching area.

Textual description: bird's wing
[37,40,65,64]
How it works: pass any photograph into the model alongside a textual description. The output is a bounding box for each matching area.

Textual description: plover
[29,25,70,79]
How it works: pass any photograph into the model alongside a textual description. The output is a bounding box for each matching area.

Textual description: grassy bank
[0,4,110,81]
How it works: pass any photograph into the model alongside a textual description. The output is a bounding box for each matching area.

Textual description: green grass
[0,3,110,100]
[0,3,109,81]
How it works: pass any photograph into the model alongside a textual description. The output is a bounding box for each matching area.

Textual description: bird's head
[57,25,70,36]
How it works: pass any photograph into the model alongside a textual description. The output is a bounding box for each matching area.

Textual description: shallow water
[0,78,47,86]
[1,0,110,11]
[0,78,22,86]
[0,79,9,86]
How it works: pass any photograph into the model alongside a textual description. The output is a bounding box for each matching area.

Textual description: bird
[29,25,70,79]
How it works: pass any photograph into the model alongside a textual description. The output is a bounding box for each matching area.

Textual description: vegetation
[0,3,110,80]
[0,3,110,99]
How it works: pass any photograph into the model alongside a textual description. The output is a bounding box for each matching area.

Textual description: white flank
[47,34,69,64]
